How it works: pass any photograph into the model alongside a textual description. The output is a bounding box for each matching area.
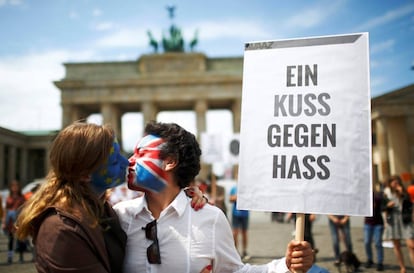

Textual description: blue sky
[0,0,413,149]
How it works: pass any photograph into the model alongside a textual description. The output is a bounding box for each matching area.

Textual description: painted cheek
[119,154,129,168]
[129,147,142,164]
[112,156,128,179]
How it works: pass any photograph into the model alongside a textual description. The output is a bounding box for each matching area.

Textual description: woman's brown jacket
[32,202,127,273]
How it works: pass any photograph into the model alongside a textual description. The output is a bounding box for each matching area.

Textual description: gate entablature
[54,53,243,152]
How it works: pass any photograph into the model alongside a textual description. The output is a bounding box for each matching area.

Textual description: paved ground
[245,212,413,273]
[0,212,412,273]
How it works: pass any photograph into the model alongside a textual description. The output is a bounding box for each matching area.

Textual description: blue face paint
[91,138,129,196]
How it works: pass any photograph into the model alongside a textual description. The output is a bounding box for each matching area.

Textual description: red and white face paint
[128,134,168,193]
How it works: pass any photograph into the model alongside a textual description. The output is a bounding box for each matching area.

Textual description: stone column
[0,143,4,188]
[232,98,241,133]
[62,104,88,128]
[194,100,208,179]
[101,103,123,149]
[20,148,28,182]
[8,145,16,183]
[61,104,73,128]
[142,101,157,127]
[45,146,51,177]
[195,100,207,138]
[387,117,409,176]
[375,118,390,181]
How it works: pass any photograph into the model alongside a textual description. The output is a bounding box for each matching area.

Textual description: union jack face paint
[128,134,168,192]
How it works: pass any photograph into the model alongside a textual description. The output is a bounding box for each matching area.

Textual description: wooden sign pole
[294,213,305,273]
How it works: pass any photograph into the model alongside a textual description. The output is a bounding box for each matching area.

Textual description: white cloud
[0,0,23,6]
[69,11,79,19]
[9,0,22,5]
[354,3,414,31]
[189,19,271,40]
[94,22,115,31]
[95,27,148,48]
[283,1,345,29]
[94,18,274,51]
[0,49,97,131]
[370,76,388,97]
[130,19,276,56]
[92,8,102,17]
[370,39,395,55]
[284,9,326,29]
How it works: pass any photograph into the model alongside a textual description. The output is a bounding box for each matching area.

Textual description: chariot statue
[147,5,198,53]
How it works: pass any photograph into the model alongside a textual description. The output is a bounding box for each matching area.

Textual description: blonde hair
[16,122,114,239]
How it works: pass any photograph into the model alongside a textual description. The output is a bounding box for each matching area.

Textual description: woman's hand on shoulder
[184,186,207,211]
[199,264,212,273]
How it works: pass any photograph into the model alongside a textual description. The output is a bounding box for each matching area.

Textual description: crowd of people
[0,120,412,273]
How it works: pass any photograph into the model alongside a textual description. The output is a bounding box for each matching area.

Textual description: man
[114,121,313,273]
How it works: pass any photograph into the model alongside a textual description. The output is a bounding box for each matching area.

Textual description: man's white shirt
[113,190,289,273]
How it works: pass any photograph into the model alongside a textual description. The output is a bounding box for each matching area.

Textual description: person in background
[0,193,3,233]
[364,184,387,271]
[230,182,250,260]
[199,176,227,218]
[21,182,42,262]
[407,179,414,203]
[114,120,314,273]
[194,177,209,193]
[2,180,27,264]
[23,183,41,201]
[327,214,354,266]
[208,182,227,217]
[384,175,414,273]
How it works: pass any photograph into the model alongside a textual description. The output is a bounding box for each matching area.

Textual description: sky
[0,0,413,152]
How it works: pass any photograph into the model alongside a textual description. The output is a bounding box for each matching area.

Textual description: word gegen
[267,123,336,180]
[267,123,336,147]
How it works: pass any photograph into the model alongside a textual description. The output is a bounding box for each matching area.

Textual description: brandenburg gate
[54,53,243,151]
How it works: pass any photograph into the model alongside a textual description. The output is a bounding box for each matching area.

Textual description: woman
[384,175,414,273]
[2,180,27,264]
[16,122,129,272]
[15,121,207,273]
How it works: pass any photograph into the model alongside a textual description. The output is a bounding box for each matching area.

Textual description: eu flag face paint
[128,134,168,193]
[91,138,129,195]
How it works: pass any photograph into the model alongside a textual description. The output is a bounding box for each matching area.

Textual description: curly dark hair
[144,121,201,188]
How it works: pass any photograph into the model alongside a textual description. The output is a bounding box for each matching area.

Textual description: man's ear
[164,156,178,171]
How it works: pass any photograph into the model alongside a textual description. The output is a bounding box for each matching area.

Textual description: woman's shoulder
[35,206,106,245]
[34,206,92,233]
[33,208,76,242]
[35,207,77,228]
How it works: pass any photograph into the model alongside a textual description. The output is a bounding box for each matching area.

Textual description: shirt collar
[134,190,189,218]
[169,190,189,217]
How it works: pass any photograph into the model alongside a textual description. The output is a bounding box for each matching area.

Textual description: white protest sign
[237,33,372,216]
[200,133,223,164]
[224,133,240,165]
